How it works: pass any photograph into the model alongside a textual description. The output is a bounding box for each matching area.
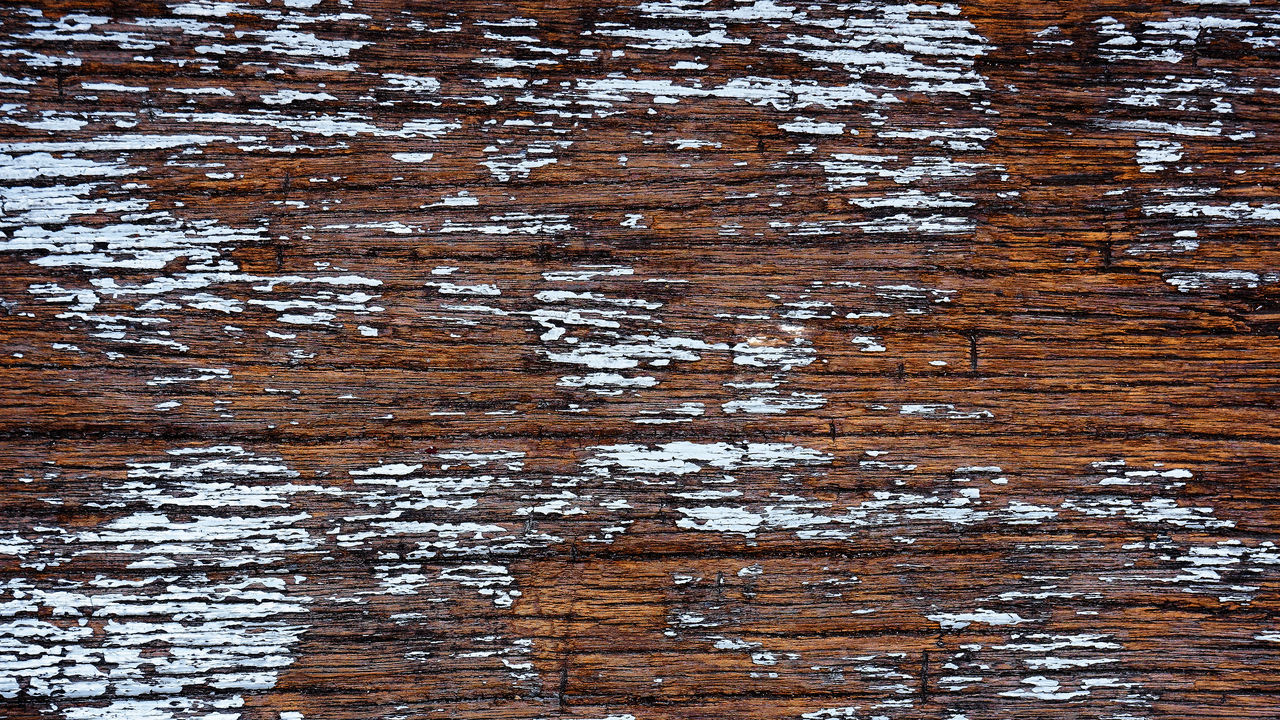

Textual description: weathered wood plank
[2,0,1280,718]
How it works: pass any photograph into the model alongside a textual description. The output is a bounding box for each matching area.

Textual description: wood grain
[2,1,1279,718]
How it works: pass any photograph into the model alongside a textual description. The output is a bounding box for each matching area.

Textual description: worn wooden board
[2,0,1279,718]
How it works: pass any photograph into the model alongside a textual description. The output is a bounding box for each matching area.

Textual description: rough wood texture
[2,1,1280,718]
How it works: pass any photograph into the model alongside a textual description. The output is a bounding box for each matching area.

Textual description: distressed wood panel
[1,1,1279,719]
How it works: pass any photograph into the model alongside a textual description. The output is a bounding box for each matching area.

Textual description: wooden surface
[2,1,1280,718]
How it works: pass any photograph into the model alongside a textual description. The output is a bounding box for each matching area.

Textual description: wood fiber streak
[1,1,1279,719]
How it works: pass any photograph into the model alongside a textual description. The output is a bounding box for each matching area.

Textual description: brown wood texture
[2,1,1280,718]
